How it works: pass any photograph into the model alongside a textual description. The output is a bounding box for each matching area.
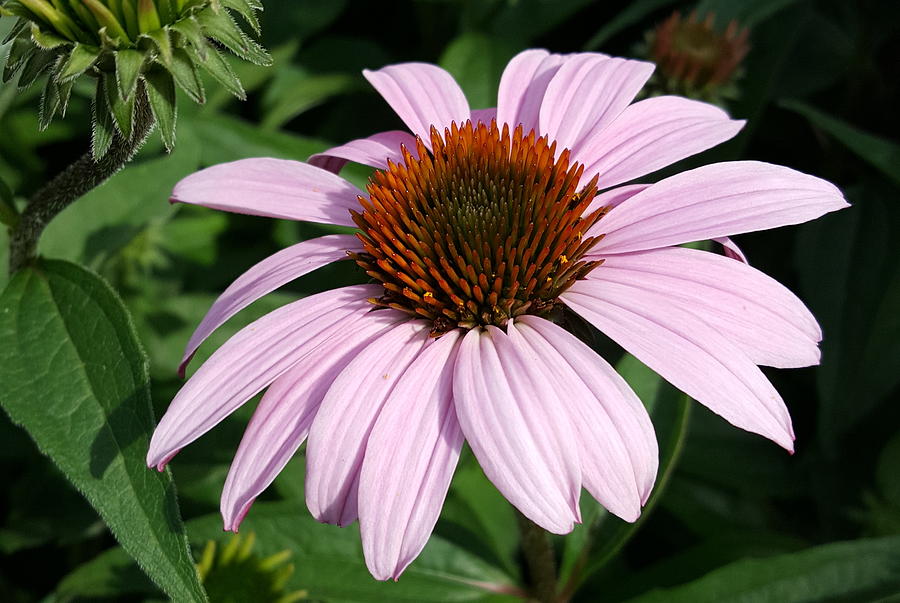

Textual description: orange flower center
[351,120,606,335]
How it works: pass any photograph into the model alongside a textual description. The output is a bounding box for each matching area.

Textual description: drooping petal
[508,320,648,520]
[146,285,381,470]
[562,281,795,451]
[583,183,650,217]
[220,310,405,532]
[589,247,821,368]
[453,327,581,533]
[359,331,464,580]
[516,316,659,505]
[179,234,361,376]
[307,130,419,174]
[540,56,654,159]
[592,161,850,253]
[363,63,470,142]
[170,158,361,227]
[305,320,430,527]
[496,49,566,135]
[714,236,749,263]
[577,96,744,188]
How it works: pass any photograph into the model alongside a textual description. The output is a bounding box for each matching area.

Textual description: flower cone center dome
[352,120,606,334]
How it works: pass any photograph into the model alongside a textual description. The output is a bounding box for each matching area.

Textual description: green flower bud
[0,0,271,157]
[639,11,749,106]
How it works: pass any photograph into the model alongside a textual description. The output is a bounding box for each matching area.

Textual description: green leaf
[260,69,354,130]
[170,16,207,57]
[56,42,99,81]
[168,46,205,103]
[145,67,177,150]
[92,77,115,159]
[196,6,272,65]
[0,259,208,602]
[583,0,679,50]
[439,33,518,111]
[623,535,900,603]
[2,33,35,82]
[29,21,68,49]
[57,546,158,600]
[16,46,56,89]
[114,48,145,100]
[186,41,245,100]
[781,99,900,188]
[187,501,518,601]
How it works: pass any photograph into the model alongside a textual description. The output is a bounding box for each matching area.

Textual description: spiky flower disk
[0,0,271,157]
[352,120,606,335]
[642,11,749,104]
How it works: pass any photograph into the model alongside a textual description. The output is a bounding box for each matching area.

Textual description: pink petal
[146,285,380,470]
[179,234,361,377]
[561,281,795,451]
[578,96,745,189]
[714,236,749,263]
[592,161,850,253]
[592,247,821,368]
[220,311,404,532]
[452,327,581,533]
[583,183,650,217]
[307,130,419,174]
[471,107,497,125]
[508,319,650,520]
[496,49,566,135]
[171,158,361,227]
[359,330,464,580]
[363,63,470,142]
[540,56,654,160]
[305,320,430,527]
[516,316,659,506]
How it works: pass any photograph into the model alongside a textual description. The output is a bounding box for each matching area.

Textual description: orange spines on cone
[351,119,606,334]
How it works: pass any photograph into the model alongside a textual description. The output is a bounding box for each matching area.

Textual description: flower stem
[7,89,155,274]
[517,511,558,603]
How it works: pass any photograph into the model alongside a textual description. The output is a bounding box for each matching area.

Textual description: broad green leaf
[196,7,271,66]
[103,72,135,137]
[260,69,356,130]
[781,99,900,187]
[439,33,518,110]
[145,68,177,150]
[623,535,900,603]
[487,0,594,42]
[583,0,679,50]
[57,546,158,600]
[187,501,519,602]
[0,259,207,602]
[187,41,245,100]
[795,188,900,446]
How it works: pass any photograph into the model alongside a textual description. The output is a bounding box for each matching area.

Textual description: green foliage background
[0,0,898,601]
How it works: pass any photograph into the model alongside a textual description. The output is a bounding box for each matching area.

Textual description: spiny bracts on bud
[352,119,607,336]
[0,0,271,157]
[640,11,749,105]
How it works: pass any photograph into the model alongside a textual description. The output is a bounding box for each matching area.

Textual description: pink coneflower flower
[147,49,847,580]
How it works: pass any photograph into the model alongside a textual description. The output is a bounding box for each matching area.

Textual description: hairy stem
[8,90,154,274]
[518,512,559,603]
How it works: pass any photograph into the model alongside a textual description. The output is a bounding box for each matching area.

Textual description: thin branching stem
[8,89,154,274]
